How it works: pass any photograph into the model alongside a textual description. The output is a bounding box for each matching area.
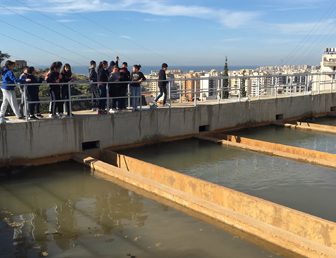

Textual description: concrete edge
[73,153,336,258]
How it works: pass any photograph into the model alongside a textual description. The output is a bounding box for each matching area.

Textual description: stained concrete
[2,92,336,166]
[75,151,336,258]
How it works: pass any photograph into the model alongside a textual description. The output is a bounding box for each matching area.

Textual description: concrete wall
[1,92,336,165]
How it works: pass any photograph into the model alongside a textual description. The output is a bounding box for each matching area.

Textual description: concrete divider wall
[77,151,336,257]
[1,92,336,164]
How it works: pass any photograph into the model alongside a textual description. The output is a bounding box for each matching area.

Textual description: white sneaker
[109,109,117,114]
[164,103,171,107]
[48,114,57,119]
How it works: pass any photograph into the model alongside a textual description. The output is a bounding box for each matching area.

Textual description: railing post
[168,78,173,108]
[24,84,28,121]
[106,83,110,112]
[193,80,197,107]
[68,82,72,117]
[127,83,131,109]
[140,86,142,112]
[179,81,183,103]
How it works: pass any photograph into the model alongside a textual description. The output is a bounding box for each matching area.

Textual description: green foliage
[0,51,10,67]
[222,57,229,99]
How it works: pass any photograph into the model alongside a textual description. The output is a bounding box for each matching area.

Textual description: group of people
[0,58,169,124]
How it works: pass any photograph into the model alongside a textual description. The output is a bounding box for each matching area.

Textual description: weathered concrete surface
[202,134,336,169]
[2,93,336,166]
[283,122,336,134]
[74,151,336,258]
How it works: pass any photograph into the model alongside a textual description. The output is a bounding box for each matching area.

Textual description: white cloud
[5,0,260,29]
[57,18,75,23]
[120,35,132,40]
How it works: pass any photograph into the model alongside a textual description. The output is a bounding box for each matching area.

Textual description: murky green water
[307,116,336,126]
[122,139,336,222]
[0,162,278,258]
[236,125,336,153]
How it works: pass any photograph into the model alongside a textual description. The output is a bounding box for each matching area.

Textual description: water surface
[236,125,336,154]
[122,139,336,221]
[0,162,277,258]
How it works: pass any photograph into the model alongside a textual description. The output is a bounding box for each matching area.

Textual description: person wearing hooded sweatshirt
[60,63,73,117]
[0,60,24,124]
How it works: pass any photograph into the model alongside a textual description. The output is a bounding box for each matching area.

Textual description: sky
[1,0,336,67]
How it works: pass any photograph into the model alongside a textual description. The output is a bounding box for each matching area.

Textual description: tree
[222,57,229,99]
[241,69,247,98]
[0,51,10,67]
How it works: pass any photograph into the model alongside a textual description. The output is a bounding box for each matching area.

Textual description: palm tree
[0,51,10,67]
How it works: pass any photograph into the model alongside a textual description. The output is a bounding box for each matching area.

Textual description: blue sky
[1,0,336,67]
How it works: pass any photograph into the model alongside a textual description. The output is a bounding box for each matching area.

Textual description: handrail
[0,71,335,121]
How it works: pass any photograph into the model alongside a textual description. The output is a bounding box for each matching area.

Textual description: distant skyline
[1,0,336,67]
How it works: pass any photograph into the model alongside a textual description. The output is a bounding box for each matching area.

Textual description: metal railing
[1,71,336,121]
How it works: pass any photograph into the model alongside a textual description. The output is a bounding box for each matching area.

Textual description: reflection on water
[122,139,336,221]
[0,162,277,258]
[237,125,336,153]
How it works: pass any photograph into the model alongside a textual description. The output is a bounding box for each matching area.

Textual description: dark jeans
[98,84,107,110]
[109,84,119,109]
[119,85,127,109]
[155,85,167,105]
[90,84,99,109]
[50,86,62,115]
[27,87,39,116]
[61,84,70,115]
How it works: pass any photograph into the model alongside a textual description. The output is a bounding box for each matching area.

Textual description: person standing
[119,62,130,110]
[25,66,42,120]
[89,60,99,111]
[154,63,169,106]
[108,66,120,113]
[97,60,109,114]
[18,66,29,117]
[60,63,73,117]
[0,60,24,124]
[47,61,63,118]
[130,64,146,111]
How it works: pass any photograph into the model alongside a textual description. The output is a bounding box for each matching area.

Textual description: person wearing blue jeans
[130,65,146,111]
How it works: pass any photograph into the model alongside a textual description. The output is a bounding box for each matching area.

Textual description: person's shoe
[48,114,57,119]
[36,114,44,118]
[57,113,65,119]
[28,115,39,120]
[109,109,117,114]
[0,117,6,124]
[17,116,25,120]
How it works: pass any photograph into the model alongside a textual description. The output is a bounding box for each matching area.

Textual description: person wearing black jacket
[154,63,169,106]
[25,67,43,120]
[108,66,120,113]
[89,60,99,110]
[119,62,130,110]
[97,60,109,114]
[61,63,73,117]
[47,61,62,118]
